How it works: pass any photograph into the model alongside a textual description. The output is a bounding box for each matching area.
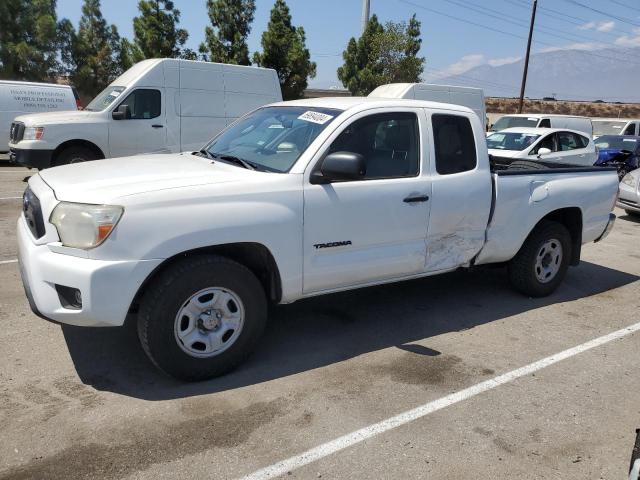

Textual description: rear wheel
[508,221,572,297]
[52,145,97,167]
[137,255,268,381]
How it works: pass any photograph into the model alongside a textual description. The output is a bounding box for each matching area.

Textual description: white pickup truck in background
[17,96,618,381]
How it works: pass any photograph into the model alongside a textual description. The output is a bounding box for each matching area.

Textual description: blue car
[594,135,640,180]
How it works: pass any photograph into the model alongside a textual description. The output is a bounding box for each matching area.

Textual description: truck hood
[38,153,263,203]
[15,110,94,126]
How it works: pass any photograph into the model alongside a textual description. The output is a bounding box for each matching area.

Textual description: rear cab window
[432,114,477,175]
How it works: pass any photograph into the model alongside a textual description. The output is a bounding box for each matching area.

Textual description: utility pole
[361,0,370,34]
[518,0,537,113]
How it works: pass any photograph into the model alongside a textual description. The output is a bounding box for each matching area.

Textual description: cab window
[432,114,477,175]
[118,89,161,119]
[327,112,420,179]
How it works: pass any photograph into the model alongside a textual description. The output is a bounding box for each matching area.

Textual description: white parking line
[0,259,18,265]
[0,196,21,200]
[240,321,640,480]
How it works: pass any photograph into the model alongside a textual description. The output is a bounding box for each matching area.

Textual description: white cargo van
[368,83,486,125]
[8,59,282,168]
[592,118,640,138]
[489,114,593,136]
[0,80,78,152]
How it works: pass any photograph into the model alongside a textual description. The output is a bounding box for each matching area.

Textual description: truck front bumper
[9,147,53,169]
[17,216,162,327]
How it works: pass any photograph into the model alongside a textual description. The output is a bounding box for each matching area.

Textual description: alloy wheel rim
[534,238,563,284]
[174,287,245,358]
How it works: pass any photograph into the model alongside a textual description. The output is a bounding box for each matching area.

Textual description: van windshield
[491,116,538,132]
[203,106,342,173]
[85,86,126,111]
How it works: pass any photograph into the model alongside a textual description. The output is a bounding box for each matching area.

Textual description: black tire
[625,209,640,217]
[52,145,97,167]
[507,160,546,171]
[137,255,268,381]
[508,221,572,297]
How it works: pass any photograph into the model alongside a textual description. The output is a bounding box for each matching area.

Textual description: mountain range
[437,47,640,103]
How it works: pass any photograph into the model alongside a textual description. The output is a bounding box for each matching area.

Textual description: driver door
[302,108,432,293]
[109,88,167,158]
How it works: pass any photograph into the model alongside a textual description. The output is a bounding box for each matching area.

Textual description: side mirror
[112,104,131,120]
[311,151,366,184]
[537,147,552,157]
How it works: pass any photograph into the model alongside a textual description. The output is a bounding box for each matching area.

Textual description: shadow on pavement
[619,212,640,224]
[61,260,639,400]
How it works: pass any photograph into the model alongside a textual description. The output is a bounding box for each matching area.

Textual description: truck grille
[9,122,25,144]
[22,187,45,239]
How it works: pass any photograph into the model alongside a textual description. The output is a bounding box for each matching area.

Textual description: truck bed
[474,165,619,266]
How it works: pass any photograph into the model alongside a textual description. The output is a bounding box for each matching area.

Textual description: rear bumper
[9,147,53,169]
[17,216,162,327]
[594,213,616,242]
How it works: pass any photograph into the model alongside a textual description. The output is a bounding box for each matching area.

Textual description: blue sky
[57,0,640,90]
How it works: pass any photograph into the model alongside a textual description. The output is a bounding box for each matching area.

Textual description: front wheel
[508,221,572,297]
[52,145,97,167]
[137,255,268,381]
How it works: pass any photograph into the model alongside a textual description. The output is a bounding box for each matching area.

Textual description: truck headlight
[621,172,637,187]
[23,127,45,141]
[50,202,123,249]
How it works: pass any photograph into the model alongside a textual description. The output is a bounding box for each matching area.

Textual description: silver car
[618,168,640,216]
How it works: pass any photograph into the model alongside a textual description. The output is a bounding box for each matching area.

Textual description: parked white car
[8,59,281,168]
[0,80,79,153]
[618,168,640,216]
[487,127,597,168]
[488,114,593,136]
[592,118,640,139]
[17,97,618,380]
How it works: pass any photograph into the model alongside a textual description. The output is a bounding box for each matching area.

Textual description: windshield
[204,106,342,172]
[85,86,126,111]
[592,120,628,136]
[595,135,638,150]
[487,132,541,151]
[491,116,538,132]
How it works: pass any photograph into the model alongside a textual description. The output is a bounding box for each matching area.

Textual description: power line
[442,0,640,64]
[398,0,640,67]
[606,0,640,11]
[561,0,640,28]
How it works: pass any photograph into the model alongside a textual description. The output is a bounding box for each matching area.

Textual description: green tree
[199,0,255,65]
[65,0,123,98]
[337,14,384,96]
[133,0,189,59]
[338,14,425,95]
[253,0,316,100]
[0,0,62,81]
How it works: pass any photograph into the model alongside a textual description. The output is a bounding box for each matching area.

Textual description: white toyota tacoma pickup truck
[17,97,618,381]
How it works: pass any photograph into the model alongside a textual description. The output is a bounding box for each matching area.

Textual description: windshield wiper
[213,153,258,171]
[194,149,215,160]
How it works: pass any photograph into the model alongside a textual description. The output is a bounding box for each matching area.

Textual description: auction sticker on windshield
[298,111,334,124]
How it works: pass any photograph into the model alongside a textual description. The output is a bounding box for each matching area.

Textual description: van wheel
[137,255,268,382]
[52,146,97,167]
[508,221,571,297]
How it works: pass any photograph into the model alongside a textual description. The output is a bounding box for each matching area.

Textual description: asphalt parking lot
[1,162,639,479]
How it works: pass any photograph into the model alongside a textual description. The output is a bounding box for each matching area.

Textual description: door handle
[151,124,164,128]
[403,195,429,203]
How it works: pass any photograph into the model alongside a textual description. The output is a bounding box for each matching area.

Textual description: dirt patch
[0,397,287,480]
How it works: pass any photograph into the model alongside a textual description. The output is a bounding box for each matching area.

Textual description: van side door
[302,108,432,293]
[108,88,167,157]
[424,111,492,272]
